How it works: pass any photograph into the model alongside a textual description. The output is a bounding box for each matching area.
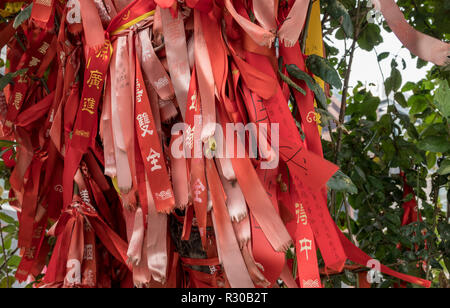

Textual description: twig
[333,0,365,164]
[0,247,19,272]
[333,37,358,164]
[343,193,356,245]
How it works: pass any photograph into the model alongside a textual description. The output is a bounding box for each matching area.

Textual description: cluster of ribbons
[1,0,443,288]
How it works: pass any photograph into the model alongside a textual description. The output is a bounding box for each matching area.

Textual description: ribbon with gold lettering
[62,41,112,210]
[3,30,54,134]
[135,50,175,213]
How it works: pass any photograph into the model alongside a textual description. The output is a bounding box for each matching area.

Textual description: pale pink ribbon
[127,207,145,266]
[194,10,216,142]
[252,0,277,33]
[217,159,248,222]
[231,215,271,287]
[208,159,255,288]
[232,215,251,249]
[137,28,179,123]
[169,133,190,209]
[137,28,175,101]
[161,8,191,120]
[132,234,152,287]
[224,0,275,47]
[92,0,114,27]
[101,73,117,178]
[378,0,450,66]
[127,207,153,287]
[110,37,134,194]
[277,0,310,47]
[216,157,236,181]
[145,175,168,284]
[211,212,255,288]
[227,0,310,48]
[134,28,163,135]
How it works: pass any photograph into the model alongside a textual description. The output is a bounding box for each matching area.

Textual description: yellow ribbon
[110,9,156,36]
[304,0,324,133]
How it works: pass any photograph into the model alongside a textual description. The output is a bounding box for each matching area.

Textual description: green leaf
[0,69,28,91]
[385,68,402,94]
[7,255,21,268]
[286,64,327,109]
[335,27,346,40]
[0,139,17,148]
[434,80,450,118]
[402,81,417,93]
[306,55,343,89]
[416,58,428,69]
[362,94,381,118]
[426,152,437,170]
[438,160,450,175]
[0,212,16,224]
[357,24,383,51]
[1,224,17,233]
[408,95,429,115]
[394,93,408,108]
[279,71,307,96]
[386,213,401,226]
[325,0,354,38]
[417,136,450,153]
[377,52,390,62]
[0,277,16,288]
[0,74,14,91]
[13,4,33,29]
[327,170,358,195]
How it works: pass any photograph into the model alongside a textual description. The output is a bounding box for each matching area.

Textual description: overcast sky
[331,27,433,100]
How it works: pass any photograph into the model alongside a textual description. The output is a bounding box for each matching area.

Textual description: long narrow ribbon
[277,0,310,47]
[377,0,449,66]
[63,41,112,210]
[160,7,191,119]
[206,158,255,288]
[135,51,175,213]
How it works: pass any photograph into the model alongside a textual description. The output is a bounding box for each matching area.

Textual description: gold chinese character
[82,97,96,115]
[87,70,103,90]
[13,92,23,110]
[122,10,130,21]
[17,74,28,84]
[29,56,40,67]
[306,111,321,125]
[298,238,312,261]
[95,40,111,61]
[38,42,50,55]
[74,129,90,138]
[295,203,308,225]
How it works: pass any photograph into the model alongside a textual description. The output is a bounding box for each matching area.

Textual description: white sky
[331,27,433,100]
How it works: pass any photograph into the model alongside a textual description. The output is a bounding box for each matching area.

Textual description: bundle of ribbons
[1,0,446,288]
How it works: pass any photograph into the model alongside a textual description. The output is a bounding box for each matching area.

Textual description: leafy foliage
[319,0,449,288]
[0,0,448,289]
